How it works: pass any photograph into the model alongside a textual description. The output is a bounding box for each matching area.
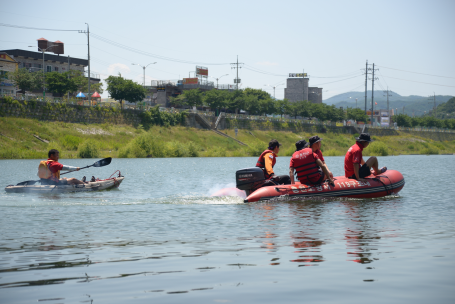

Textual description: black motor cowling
[236,167,271,195]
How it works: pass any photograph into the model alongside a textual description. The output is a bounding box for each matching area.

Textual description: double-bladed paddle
[60,157,112,175]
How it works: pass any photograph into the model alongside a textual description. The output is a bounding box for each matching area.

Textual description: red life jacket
[291,148,322,184]
[256,149,276,179]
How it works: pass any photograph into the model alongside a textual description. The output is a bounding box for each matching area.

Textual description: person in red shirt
[308,135,333,179]
[344,133,387,182]
[38,149,86,185]
[289,137,334,186]
[256,139,291,185]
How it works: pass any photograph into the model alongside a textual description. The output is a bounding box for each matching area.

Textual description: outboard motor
[236,167,273,196]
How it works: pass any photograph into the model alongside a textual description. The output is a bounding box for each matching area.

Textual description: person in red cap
[344,133,387,182]
[256,139,291,185]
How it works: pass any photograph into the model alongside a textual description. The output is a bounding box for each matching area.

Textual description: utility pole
[428,92,436,116]
[364,60,369,114]
[79,23,91,105]
[230,55,243,90]
[369,63,379,125]
[67,55,70,101]
[302,69,305,101]
[383,87,392,116]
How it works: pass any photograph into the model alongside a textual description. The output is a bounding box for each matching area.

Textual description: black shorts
[349,164,370,179]
[40,179,68,185]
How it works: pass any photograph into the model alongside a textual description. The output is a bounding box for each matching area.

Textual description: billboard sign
[289,73,307,77]
[183,78,198,84]
[196,66,208,77]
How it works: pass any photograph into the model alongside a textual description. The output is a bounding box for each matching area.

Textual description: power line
[380,74,455,88]
[91,33,230,66]
[312,74,363,87]
[377,65,455,79]
[0,22,79,31]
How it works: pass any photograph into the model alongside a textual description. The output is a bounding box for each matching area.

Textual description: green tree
[275,99,290,118]
[260,97,276,116]
[67,70,104,95]
[346,108,368,122]
[286,100,302,119]
[226,90,245,113]
[45,71,78,96]
[300,100,313,118]
[106,73,146,107]
[8,68,43,93]
[181,89,203,108]
[393,114,412,127]
[243,88,270,102]
[244,94,261,115]
[203,89,226,113]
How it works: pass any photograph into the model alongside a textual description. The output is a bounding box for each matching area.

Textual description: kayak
[4,174,125,193]
[212,167,405,203]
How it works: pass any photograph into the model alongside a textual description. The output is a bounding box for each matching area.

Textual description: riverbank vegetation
[1,117,454,159]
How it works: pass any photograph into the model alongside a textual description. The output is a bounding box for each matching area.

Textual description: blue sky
[1,0,454,100]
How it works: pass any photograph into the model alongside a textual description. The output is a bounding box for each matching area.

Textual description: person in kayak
[344,133,387,182]
[256,139,291,185]
[38,149,86,185]
[289,137,334,186]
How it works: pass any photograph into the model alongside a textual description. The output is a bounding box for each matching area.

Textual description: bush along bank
[0,117,454,159]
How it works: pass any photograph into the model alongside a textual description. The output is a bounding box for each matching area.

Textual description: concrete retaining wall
[0,100,141,125]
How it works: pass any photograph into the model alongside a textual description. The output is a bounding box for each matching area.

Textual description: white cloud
[256,61,278,66]
[107,63,130,75]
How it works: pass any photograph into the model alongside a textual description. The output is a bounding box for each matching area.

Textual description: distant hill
[323,91,454,116]
[429,97,455,119]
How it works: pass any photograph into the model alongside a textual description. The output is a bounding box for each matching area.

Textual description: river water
[0,155,454,304]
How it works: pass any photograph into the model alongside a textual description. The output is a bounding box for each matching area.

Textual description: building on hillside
[0,52,19,96]
[0,49,100,97]
[284,77,323,103]
[367,109,393,126]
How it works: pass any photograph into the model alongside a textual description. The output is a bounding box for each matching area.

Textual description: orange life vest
[291,148,321,184]
[38,160,60,182]
[256,149,276,179]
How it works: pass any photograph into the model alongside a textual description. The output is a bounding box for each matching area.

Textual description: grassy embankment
[0,117,454,159]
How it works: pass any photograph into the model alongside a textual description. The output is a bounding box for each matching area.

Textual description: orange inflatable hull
[244,170,405,203]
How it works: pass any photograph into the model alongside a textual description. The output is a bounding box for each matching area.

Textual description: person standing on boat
[344,133,387,182]
[289,137,334,185]
[38,149,86,185]
[256,139,291,185]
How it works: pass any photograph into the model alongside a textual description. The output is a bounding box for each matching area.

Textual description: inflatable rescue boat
[232,167,405,203]
[5,171,124,194]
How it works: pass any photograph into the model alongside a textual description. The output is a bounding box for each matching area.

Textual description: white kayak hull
[5,177,125,193]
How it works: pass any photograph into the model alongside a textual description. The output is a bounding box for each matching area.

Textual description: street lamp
[213,74,228,89]
[132,62,157,87]
[264,83,284,99]
[29,45,57,98]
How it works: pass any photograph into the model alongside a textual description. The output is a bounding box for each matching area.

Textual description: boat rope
[372,175,393,196]
[108,170,122,188]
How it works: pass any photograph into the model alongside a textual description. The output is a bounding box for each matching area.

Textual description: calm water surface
[0,155,454,303]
